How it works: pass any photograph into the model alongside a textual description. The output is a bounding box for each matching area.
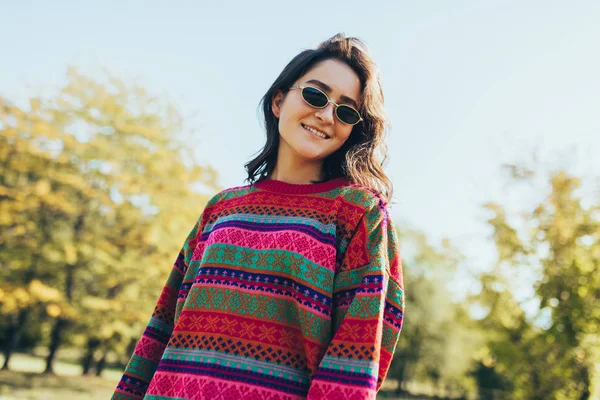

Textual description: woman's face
[272,59,362,167]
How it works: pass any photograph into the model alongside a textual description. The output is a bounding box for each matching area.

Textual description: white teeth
[303,124,328,139]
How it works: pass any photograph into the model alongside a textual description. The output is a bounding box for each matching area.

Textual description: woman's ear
[271,90,283,118]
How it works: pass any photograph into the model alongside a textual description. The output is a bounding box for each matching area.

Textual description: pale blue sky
[3,1,599,297]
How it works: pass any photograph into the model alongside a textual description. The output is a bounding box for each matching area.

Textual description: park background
[1,1,599,399]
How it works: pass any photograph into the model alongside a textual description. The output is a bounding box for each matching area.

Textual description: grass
[0,352,425,400]
[0,352,454,400]
[0,352,121,400]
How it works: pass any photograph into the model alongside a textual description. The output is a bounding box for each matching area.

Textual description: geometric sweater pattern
[112,177,404,400]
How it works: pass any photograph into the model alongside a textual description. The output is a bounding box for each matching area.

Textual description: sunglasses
[289,85,363,126]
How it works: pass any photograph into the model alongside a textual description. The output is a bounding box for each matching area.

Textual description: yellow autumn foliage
[28,280,63,303]
[1,68,219,372]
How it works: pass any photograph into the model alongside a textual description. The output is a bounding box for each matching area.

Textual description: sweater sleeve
[111,206,211,400]
[306,197,404,400]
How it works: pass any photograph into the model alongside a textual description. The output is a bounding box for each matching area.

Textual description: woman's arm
[306,197,404,400]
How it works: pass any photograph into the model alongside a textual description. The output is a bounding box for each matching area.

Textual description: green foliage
[473,168,599,399]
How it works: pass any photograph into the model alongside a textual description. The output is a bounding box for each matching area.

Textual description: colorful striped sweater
[112,177,404,400]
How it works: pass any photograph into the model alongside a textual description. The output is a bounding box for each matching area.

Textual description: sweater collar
[253,177,348,194]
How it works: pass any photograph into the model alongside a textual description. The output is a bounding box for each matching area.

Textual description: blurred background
[1,1,599,399]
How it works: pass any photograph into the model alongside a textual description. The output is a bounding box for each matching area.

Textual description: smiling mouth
[301,123,330,139]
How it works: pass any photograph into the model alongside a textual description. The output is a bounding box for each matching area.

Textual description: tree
[473,166,599,399]
[0,68,219,374]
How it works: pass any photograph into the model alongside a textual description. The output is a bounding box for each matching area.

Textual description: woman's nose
[315,102,335,124]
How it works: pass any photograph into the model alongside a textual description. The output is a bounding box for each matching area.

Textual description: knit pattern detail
[112,180,404,400]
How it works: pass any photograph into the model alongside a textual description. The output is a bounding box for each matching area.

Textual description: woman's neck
[269,165,325,184]
[269,149,326,184]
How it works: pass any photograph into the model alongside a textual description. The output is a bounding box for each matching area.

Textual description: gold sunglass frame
[289,85,363,126]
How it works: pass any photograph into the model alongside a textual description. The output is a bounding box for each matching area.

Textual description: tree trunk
[95,348,107,377]
[3,237,44,371]
[44,261,76,374]
[1,308,30,370]
[44,317,67,374]
[393,328,422,394]
[81,337,101,375]
[578,366,591,400]
[391,354,409,395]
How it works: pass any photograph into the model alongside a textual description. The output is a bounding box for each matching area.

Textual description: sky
[2,1,599,300]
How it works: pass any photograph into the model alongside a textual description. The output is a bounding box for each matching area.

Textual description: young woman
[113,33,404,400]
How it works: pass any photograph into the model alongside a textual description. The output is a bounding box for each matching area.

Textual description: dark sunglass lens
[302,87,328,108]
[337,105,361,125]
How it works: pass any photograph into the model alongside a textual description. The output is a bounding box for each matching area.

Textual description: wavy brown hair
[245,33,393,202]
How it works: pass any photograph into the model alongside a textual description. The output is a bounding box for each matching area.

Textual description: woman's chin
[281,135,335,162]
[293,146,329,162]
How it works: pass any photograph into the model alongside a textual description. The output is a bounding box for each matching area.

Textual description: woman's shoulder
[336,180,389,213]
[204,183,254,208]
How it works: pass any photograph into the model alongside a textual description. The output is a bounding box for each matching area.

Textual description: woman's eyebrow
[304,79,359,109]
